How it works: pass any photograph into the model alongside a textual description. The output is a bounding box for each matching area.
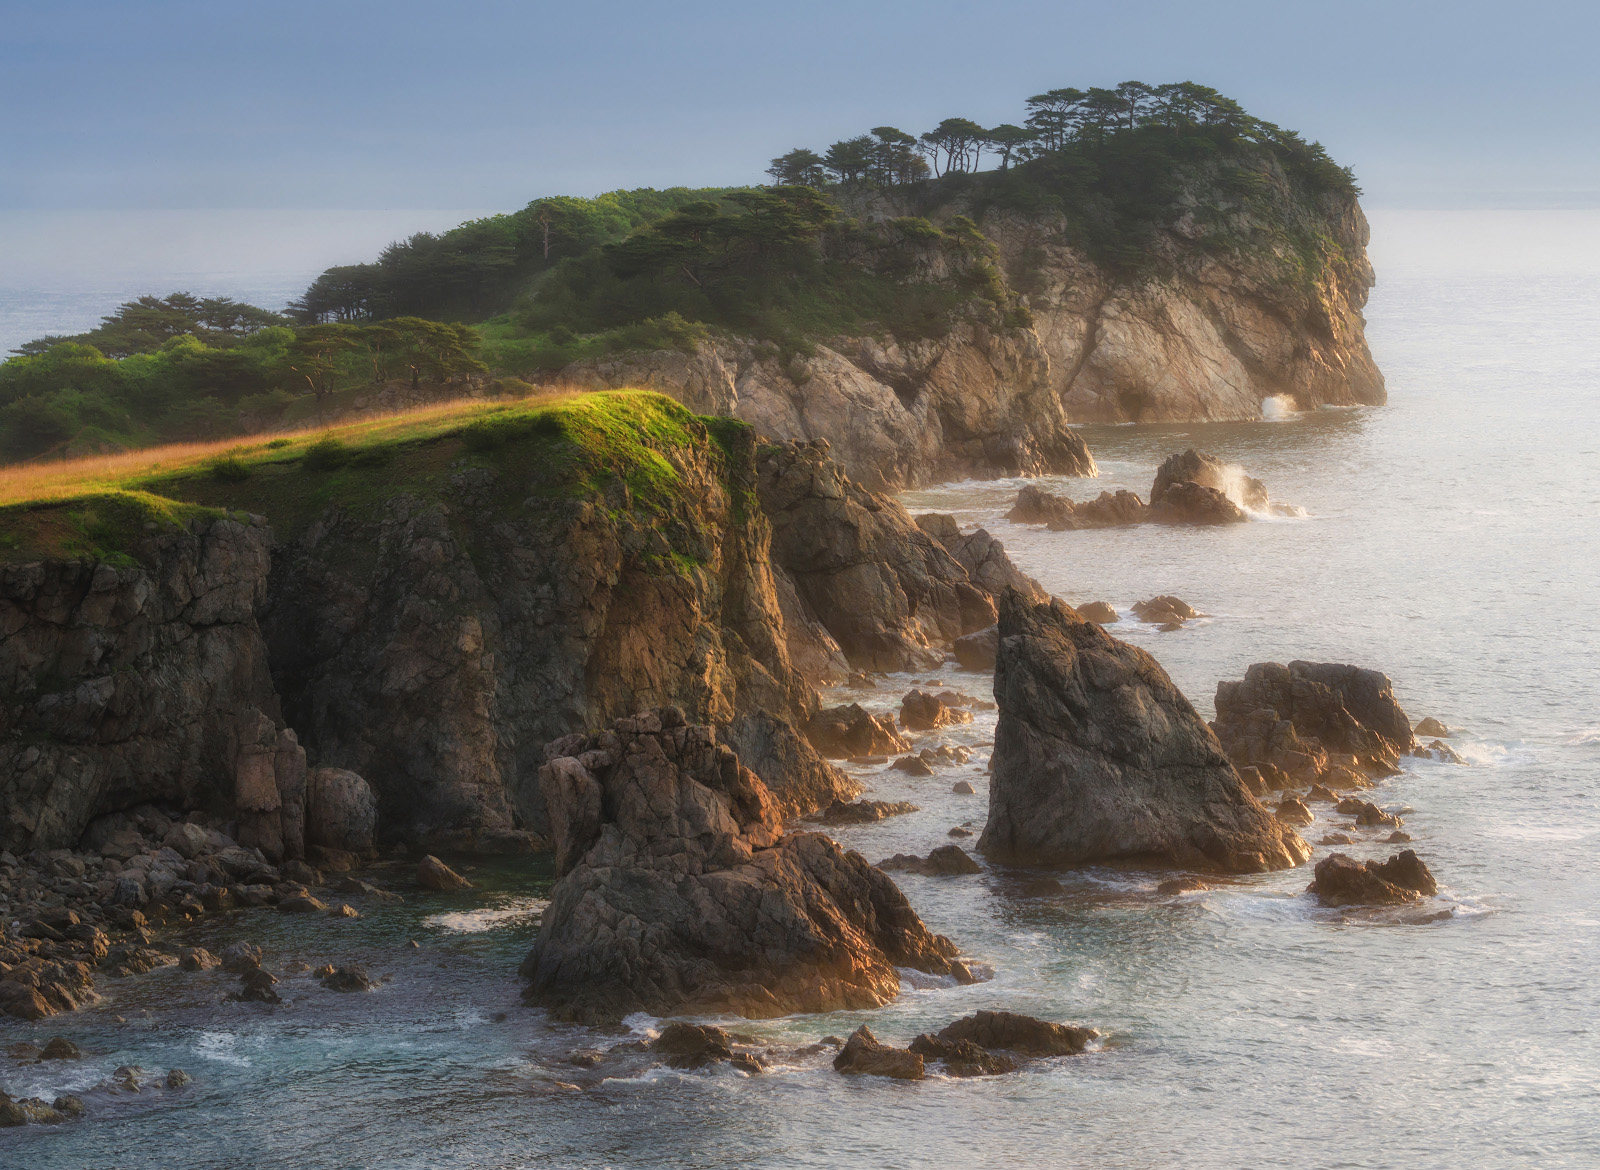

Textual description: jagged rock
[908,1033,1016,1076]
[757,440,998,672]
[1417,739,1467,765]
[178,947,220,971]
[815,798,919,824]
[1414,717,1449,737]
[219,941,262,972]
[720,711,857,820]
[832,1026,924,1080]
[521,709,972,1022]
[1320,833,1355,845]
[1132,596,1198,625]
[39,1038,80,1061]
[915,518,1048,606]
[899,690,974,732]
[979,594,1309,872]
[163,823,210,860]
[328,902,360,918]
[651,1023,734,1070]
[1336,798,1403,828]
[277,892,328,914]
[1306,783,1339,803]
[1077,601,1119,624]
[165,1069,192,1088]
[878,845,981,876]
[953,624,999,671]
[52,1094,85,1117]
[320,964,376,992]
[1149,450,1267,523]
[1150,480,1247,525]
[891,755,934,776]
[1387,830,1413,844]
[934,1010,1096,1056]
[229,968,282,1004]
[805,704,910,759]
[416,855,471,891]
[1213,661,1414,777]
[1274,796,1314,826]
[1311,851,1436,907]
[1006,484,1079,527]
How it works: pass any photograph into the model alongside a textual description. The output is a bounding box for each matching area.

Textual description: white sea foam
[1561,728,1600,746]
[422,896,548,933]
[196,1031,253,1068]
[1260,394,1300,420]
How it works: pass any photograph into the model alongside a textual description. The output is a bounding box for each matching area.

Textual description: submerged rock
[521,708,973,1022]
[1311,850,1437,907]
[979,594,1309,872]
[815,798,919,824]
[651,1023,735,1070]
[320,964,376,992]
[908,1033,1016,1077]
[1131,596,1198,625]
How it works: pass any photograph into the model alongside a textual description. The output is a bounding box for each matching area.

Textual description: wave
[422,896,548,933]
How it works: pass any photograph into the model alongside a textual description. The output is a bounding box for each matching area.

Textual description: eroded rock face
[979,594,1310,872]
[305,768,377,856]
[805,704,910,760]
[1212,661,1415,780]
[0,517,287,855]
[264,424,850,845]
[521,708,972,1022]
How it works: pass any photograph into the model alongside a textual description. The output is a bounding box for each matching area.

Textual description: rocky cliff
[0,511,300,856]
[563,193,1381,490]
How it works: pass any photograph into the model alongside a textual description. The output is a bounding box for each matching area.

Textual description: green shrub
[265,438,293,449]
[209,455,252,482]
[302,437,351,471]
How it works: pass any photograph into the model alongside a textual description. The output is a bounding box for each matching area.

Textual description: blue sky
[2,0,1597,210]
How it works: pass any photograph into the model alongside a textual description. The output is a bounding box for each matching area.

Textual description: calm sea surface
[4,211,1599,1168]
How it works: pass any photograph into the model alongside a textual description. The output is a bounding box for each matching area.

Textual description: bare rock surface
[979,594,1309,872]
[899,690,974,732]
[521,707,973,1022]
[1311,850,1437,907]
[416,855,471,891]
[805,704,910,760]
[1213,661,1415,781]
[814,798,919,824]
[1148,449,1265,524]
[833,1026,925,1080]
[878,845,982,876]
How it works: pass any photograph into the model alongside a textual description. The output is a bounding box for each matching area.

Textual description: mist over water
[5,212,1600,1168]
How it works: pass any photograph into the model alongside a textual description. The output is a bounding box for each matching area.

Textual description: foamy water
[5,211,1600,1169]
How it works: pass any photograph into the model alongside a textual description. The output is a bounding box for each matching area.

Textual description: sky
[3,0,1599,213]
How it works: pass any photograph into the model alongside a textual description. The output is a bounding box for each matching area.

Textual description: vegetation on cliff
[0,391,749,563]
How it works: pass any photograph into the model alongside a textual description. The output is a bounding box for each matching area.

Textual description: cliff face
[563,193,1381,489]
[0,516,290,854]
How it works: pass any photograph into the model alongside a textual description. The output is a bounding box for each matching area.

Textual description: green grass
[0,390,746,565]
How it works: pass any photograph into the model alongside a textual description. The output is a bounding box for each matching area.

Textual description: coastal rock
[952,780,976,795]
[907,1033,1016,1077]
[1006,484,1078,527]
[720,710,858,820]
[651,1023,735,1070]
[934,1010,1096,1056]
[1149,450,1268,525]
[891,755,934,776]
[1077,601,1119,625]
[1005,485,1148,531]
[1149,481,1247,525]
[899,690,974,732]
[815,798,919,824]
[521,709,972,1022]
[305,768,378,856]
[832,1026,924,1080]
[416,855,471,891]
[878,845,982,876]
[1274,796,1314,826]
[219,941,262,972]
[1131,596,1198,625]
[952,625,999,671]
[978,594,1310,872]
[914,518,1048,606]
[805,704,910,759]
[1414,717,1450,737]
[1213,661,1414,779]
[1311,850,1437,907]
[320,964,376,992]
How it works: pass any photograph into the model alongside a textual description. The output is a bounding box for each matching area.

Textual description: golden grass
[0,387,581,508]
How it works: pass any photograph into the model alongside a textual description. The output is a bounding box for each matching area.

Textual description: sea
[2,209,1598,1169]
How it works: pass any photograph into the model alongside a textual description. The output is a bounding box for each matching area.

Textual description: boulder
[163,823,210,860]
[832,1026,924,1080]
[934,1010,1097,1056]
[878,845,981,876]
[1005,486,1146,531]
[306,768,378,856]
[39,1037,80,1061]
[979,594,1309,872]
[891,755,934,777]
[1156,876,1210,895]
[1338,799,1403,828]
[416,855,472,891]
[320,964,376,992]
[1414,717,1449,737]
[1274,796,1314,826]
[952,780,976,795]
[651,1023,734,1070]
[805,704,910,759]
[1076,601,1119,625]
[229,968,282,1004]
[1150,449,1268,514]
[1213,661,1414,776]
[521,708,973,1022]
[178,947,220,972]
[1149,480,1248,525]
[219,941,262,972]
[899,690,974,732]
[1131,596,1198,625]
[1311,851,1436,907]
[953,624,999,671]
[1005,484,1078,527]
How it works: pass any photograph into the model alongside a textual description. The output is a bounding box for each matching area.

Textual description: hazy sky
[3,0,1598,211]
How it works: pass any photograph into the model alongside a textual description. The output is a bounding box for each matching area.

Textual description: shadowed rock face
[0,517,288,854]
[521,707,972,1023]
[979,594,1310,872]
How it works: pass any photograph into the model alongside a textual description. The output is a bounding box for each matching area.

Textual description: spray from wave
[1260,395,1299,421]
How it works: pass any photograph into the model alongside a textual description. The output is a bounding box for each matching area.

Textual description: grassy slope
[0,390,745,565]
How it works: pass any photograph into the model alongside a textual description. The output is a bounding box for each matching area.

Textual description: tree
[919,118,987,176]
[823,136,874,184]
[868,127,928,185]
[286,323,361,405]
[985,124,1036,169]
[766,148,827,187]
[1024,88,1087,152]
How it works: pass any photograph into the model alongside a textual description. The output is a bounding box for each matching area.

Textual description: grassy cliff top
[0,390,745,564]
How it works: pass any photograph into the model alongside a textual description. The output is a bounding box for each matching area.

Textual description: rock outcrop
[805,704,910,760]
[0,515,297,856]
[1148,449,1264,524]
[1310,850,1437,907]
[520,708,974,1022]
[1212,661,1415,781]
[979,594,1310,872]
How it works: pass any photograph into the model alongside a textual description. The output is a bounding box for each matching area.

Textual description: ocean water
[4,211,1600,1168]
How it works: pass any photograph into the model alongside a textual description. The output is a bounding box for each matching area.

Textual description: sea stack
[978,593,1310,872]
